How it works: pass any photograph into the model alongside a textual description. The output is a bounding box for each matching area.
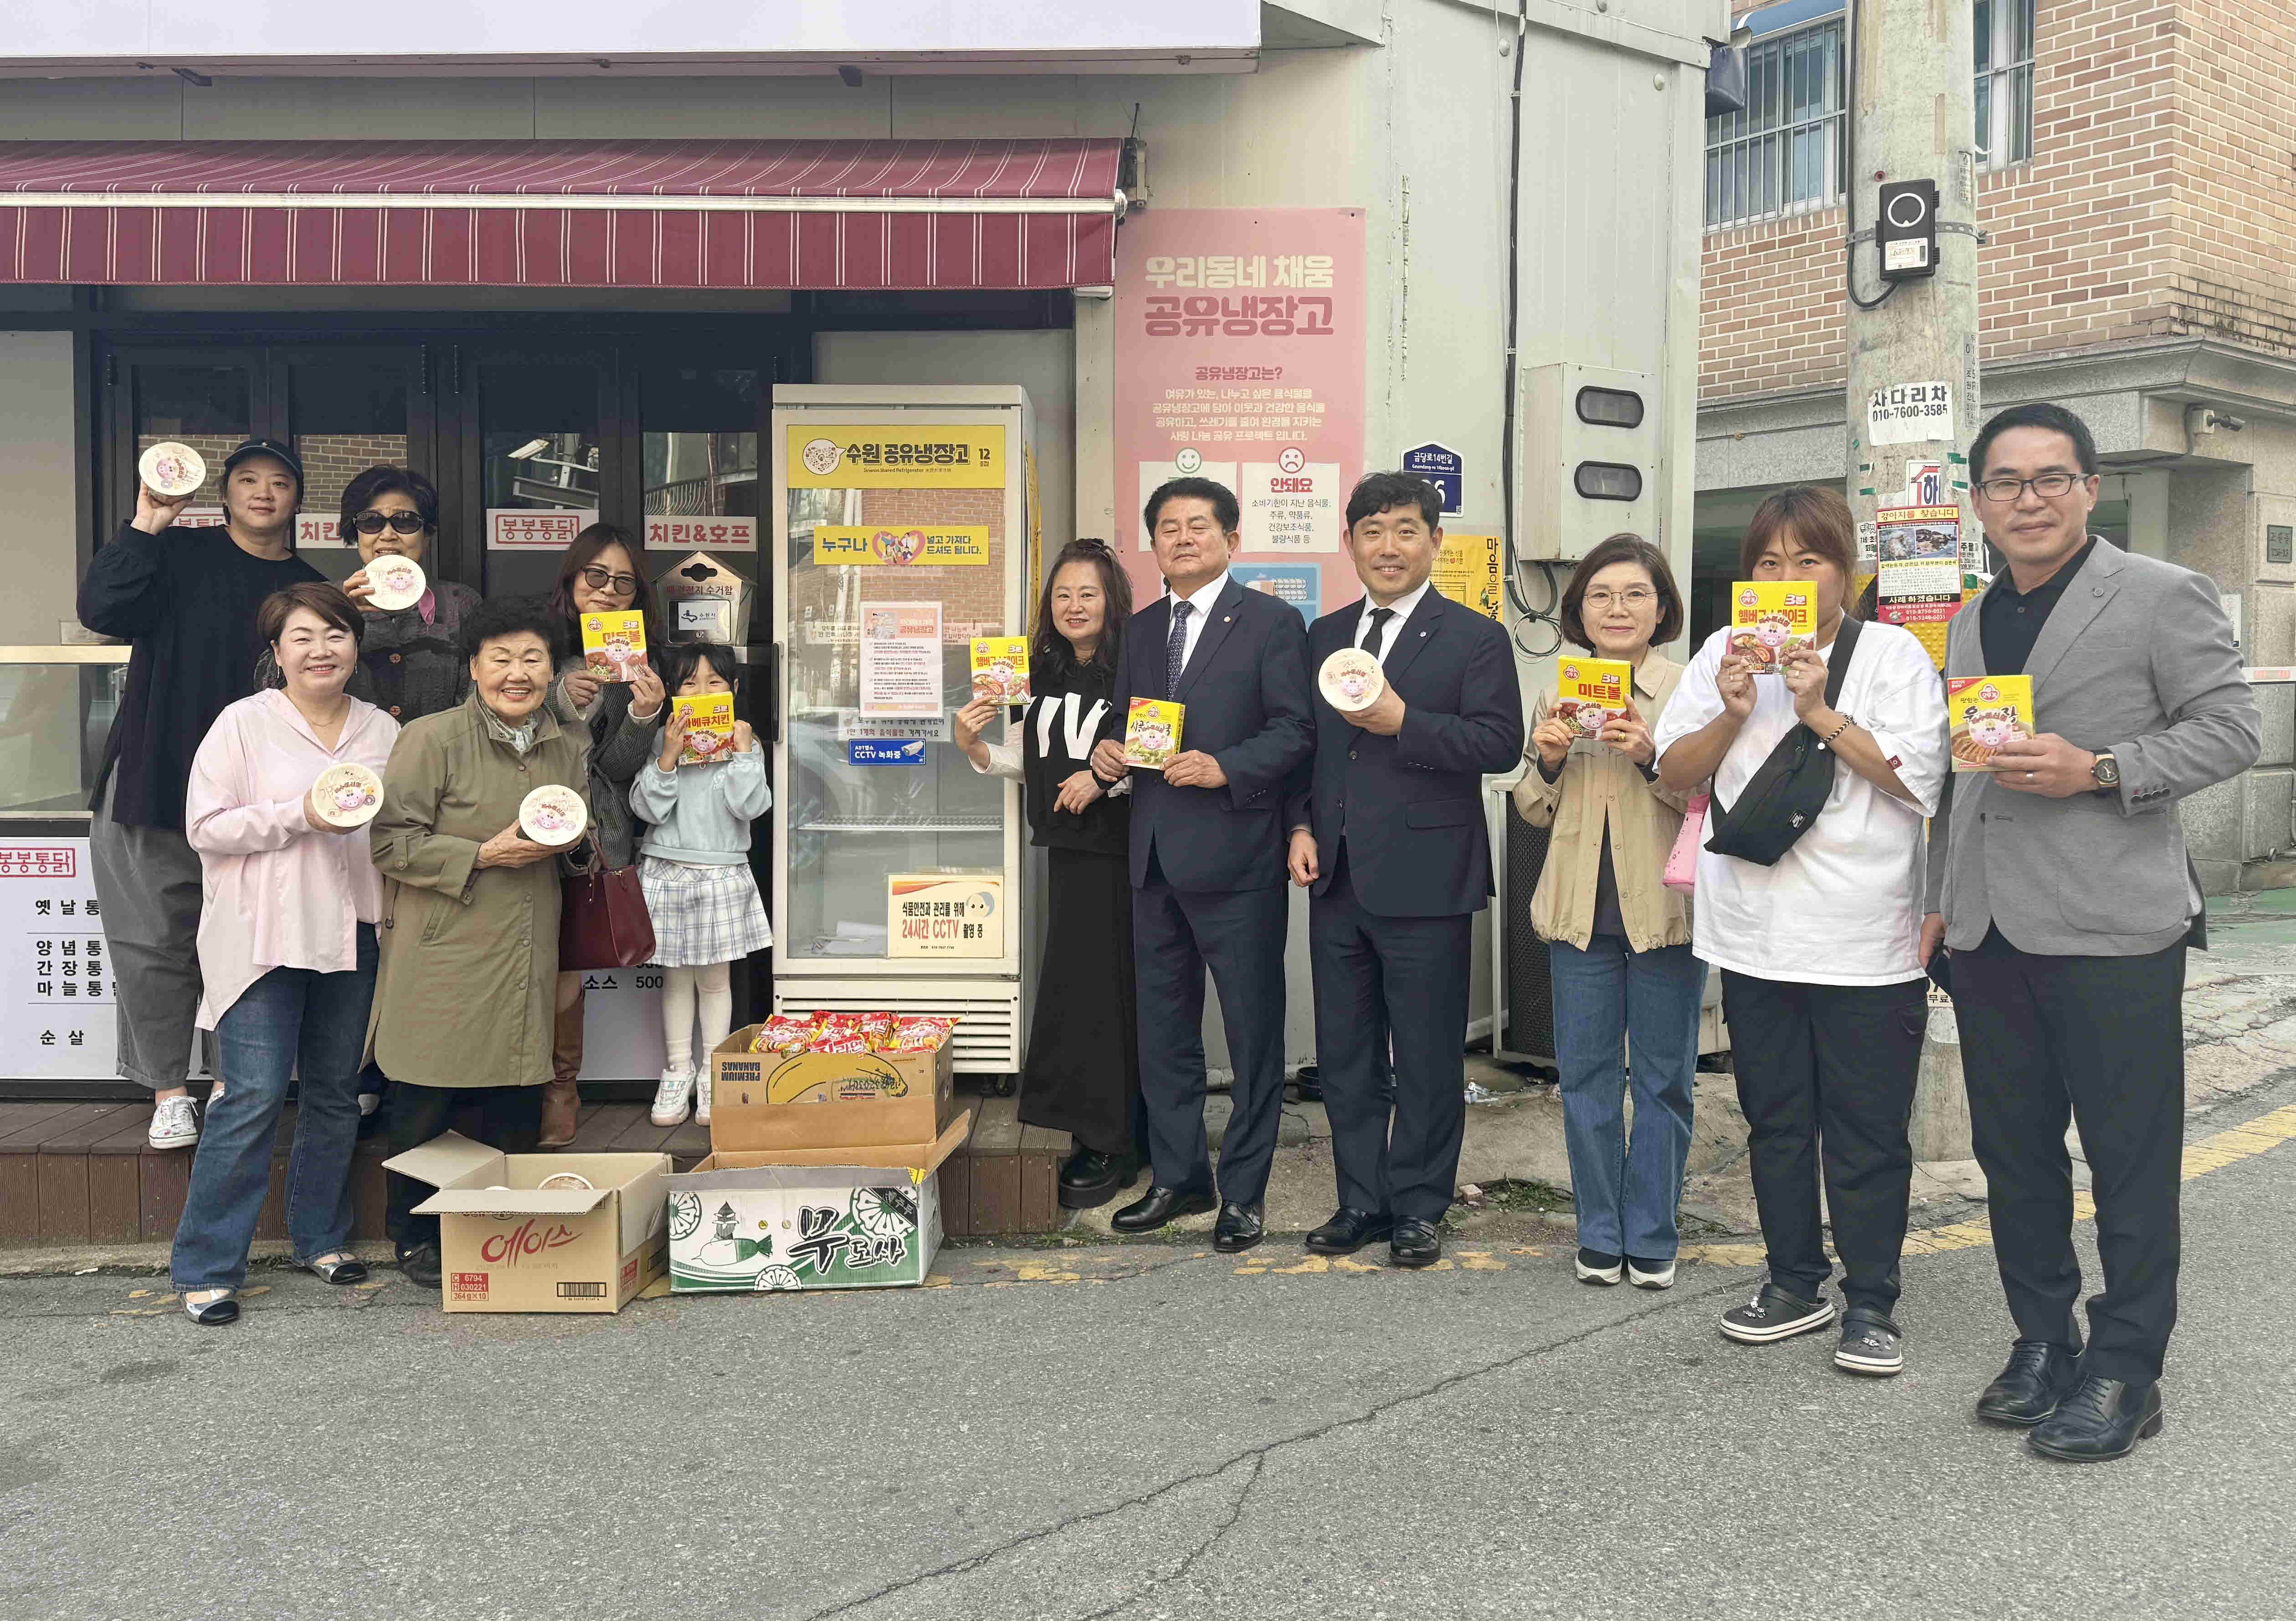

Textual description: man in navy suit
[1089,477,1314,1251]
[1284,473,1524,1266]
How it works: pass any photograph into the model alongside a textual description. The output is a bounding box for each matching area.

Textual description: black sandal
[182,1288,240,1326]
[300,1253,369,1285]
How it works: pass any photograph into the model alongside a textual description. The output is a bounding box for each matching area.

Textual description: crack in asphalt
[798,1266,1748,1621]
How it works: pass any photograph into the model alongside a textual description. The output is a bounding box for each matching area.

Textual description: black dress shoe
[1056,1149,1140,1211]
[1305,1208,1393,1255]
[1110,1185,1216,1233]
[1390,1217,1442,1268]
[1975,1340,2084,1427]
[396,1244,444,1287]
[1212,1202,1266,1253]
[2028,1374,2165,1462]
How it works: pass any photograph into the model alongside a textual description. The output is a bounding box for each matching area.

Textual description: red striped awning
[0,138,1126,291]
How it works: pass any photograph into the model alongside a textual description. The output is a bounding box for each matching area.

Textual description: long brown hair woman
[953,539,1141,1206]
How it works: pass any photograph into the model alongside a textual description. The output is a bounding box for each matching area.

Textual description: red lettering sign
[479,1217,582,1265]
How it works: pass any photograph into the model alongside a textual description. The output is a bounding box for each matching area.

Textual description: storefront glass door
[465,354,614,604]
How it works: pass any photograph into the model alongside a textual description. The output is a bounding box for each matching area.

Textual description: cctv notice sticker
[889,873,1003,958]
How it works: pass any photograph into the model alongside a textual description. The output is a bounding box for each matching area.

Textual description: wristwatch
[2091,750,2121,794]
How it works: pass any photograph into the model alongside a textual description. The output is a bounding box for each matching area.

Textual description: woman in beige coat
[369,596,591,1287]
[1512,534,1704,1292]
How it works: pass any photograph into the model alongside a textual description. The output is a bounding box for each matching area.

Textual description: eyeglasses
[353,509,428,536]
[1582,587,1657,610]
[1975,473,2083,504]
[580,565,641,595]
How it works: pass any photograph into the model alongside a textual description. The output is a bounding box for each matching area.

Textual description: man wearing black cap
[80,439,325,1149]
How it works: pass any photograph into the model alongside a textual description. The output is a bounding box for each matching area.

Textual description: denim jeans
[1547,935,1705,1261]
[170,926,378,1293]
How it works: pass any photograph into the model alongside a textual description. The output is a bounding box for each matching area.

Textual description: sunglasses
[580,564,641,595]
[353,510,429,536]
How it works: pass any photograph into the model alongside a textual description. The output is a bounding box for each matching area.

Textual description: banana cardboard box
[705,1022,959,1152]
[661,1115,971,1293]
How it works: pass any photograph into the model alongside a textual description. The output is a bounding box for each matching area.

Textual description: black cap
[221,437,304,491]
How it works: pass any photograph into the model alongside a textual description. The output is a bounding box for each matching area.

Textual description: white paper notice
[1867,383,1954,447]
[858,602,944,719]
[0,840,118,1081]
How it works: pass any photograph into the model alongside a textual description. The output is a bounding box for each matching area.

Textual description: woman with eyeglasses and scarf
[539,523,667,1145]
[341,466,483,728]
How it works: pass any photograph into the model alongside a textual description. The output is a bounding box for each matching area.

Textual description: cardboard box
[663,1114,971,1292]
[383,1133,672,1314]
[707,1024,958,1153]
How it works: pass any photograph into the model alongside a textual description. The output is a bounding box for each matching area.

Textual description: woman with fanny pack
[1652,485,1947,1379]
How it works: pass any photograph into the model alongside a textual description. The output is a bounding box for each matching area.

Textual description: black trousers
[1132,853,1289,1207]
[1719,970,1926,1314]
[1953,927,2187,1385]
[383,1081,545,1253]
[1308,858,1473,1223]
[1020,848,1145,1158]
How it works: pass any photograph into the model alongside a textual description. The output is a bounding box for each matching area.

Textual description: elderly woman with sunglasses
[340,467,483,727]
[538,523,667,1144]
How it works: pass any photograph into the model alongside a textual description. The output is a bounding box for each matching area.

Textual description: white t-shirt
[1651,620,1948,986]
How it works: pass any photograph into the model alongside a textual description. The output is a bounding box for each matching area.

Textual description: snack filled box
[705,1014,960,1152]
[381,1134,672,1314]
[663,1117,970,1293]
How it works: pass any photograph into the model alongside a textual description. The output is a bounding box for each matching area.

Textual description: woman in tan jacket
[1511,534,1704,1292]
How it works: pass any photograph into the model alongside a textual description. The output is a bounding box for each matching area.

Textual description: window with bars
[1975,0,2037,168]
[1704,21,1846,229]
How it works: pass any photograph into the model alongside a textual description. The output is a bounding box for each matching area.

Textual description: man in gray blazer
[1923,402,2260,1463]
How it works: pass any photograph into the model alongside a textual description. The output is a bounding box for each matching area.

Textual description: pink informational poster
[1113,208,1367,615]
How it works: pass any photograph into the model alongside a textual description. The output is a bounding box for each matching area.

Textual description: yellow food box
[1123,698,1184,770]
[1726,581,1817,674]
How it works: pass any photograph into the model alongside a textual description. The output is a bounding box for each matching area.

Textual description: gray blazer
[1927,540,2260,956]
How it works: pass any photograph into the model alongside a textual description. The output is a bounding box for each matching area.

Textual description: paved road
[5,1076,2294,1621]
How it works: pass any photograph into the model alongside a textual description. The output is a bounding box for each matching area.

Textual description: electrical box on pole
[1877,179,1940,282]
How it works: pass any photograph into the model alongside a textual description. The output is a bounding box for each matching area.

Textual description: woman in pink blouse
[171,583,400,1326]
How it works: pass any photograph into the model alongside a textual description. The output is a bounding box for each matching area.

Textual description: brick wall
[135,430,409,530]
[1700,0,2296,405]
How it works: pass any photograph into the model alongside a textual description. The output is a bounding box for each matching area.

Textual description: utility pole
[1842,0,1981,1162]
[1843,0,1982,640]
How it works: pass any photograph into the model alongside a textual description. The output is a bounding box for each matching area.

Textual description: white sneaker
[694,1067,713,1127]
[148,1095,200,1150]
[650,1068,695,1127]
[1627,1256,1678,1290]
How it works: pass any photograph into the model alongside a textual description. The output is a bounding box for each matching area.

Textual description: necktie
[1360,607,1396,662]
[1166,599,1193,698]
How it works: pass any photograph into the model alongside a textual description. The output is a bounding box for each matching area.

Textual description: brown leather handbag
[559,841,656,971]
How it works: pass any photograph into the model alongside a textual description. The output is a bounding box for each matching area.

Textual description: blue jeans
[170,926,378,1293]
[1548,935,1705,1261]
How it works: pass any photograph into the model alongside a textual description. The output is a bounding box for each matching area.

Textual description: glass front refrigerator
[770,384,1037,1079]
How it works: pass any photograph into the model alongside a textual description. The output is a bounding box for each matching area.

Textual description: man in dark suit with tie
[1284,473,1525,1266]
[1089,477,1314,1251]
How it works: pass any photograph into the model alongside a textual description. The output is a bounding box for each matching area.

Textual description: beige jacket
[1510,651,1694,953]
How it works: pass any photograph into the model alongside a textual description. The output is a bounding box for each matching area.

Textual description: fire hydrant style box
[706,1024,958,1152]
[383,1133,672,1313]
[663,1113,971,1292]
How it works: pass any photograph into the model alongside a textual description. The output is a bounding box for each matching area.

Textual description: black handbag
[559,838,657,971]
[1703,615,1864,867]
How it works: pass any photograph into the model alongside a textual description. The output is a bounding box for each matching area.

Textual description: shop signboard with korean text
[643,515,757,552]
[0,842,115,1081]
[1114,208,1367,612]
[488,508,599,550]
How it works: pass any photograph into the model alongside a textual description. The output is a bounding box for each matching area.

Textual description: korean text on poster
[858,602,944,720]
[488,509,598,551]
[888,874,1003,958]
[643,515,757,552]
[1115,209,1367,608]
[786,426,1004,490]
[1875,505,1968,667]
[1866,383,1954,447]
[0,841,117,1081]
[812,526,990,567]
[1428,534,1504,623]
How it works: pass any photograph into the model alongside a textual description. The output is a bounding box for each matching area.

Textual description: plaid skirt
[637,856,773,968]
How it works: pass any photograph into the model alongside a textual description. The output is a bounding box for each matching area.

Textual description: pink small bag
[1663,793,1710,895]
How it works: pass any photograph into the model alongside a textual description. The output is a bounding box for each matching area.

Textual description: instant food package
[1554,656,1632,741]
[580,610,648,682]
[672,692,737,766]
[1123,698,1184,770]
[969,637,1031,704]
[666,1012,971,1292]
[1726,581,1816,673]
[1947,675,2035,772]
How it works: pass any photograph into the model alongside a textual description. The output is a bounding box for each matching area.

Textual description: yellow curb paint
[1272,1255,1330,1275]
[1332,1256,1385,1272]
[1454,1251,1510,1271]
[922,1274,953,1288]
